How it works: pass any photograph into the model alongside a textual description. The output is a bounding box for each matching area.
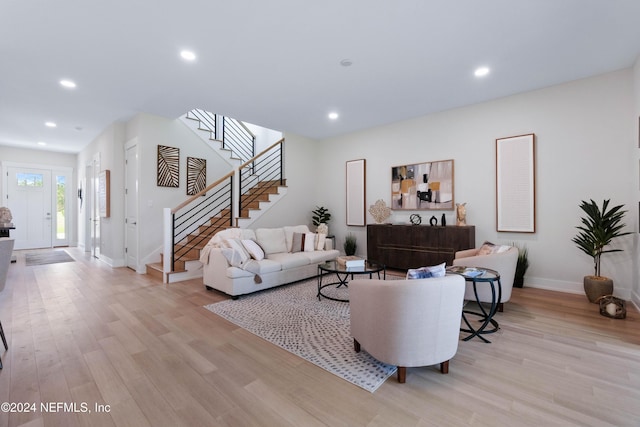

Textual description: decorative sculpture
[369,199,392,224]
[456,203,467,226]
[0,207,12,225]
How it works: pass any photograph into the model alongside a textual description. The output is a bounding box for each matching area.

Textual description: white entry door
[6,167,53,249]
[125,143,139,270]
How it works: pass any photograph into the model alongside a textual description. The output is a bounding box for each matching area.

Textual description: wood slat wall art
[186,157,206,196]
[157,145,180,187]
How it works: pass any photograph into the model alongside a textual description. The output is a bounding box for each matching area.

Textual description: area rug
[25,250,75,266]
[204,277,398,392]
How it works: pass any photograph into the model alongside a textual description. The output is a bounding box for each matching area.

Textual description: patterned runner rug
[204,277,397,392]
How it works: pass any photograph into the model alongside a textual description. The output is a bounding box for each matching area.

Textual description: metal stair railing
[222,116,255,163]
[239,138,284,216]
[165,138,284,276]
[187,109,256,164]
[187,109,217,139]
[169,172,234,272]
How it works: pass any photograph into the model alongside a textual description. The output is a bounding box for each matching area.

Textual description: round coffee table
[317,260,386,302]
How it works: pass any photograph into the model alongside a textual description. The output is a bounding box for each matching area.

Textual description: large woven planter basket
[583,276,613,304]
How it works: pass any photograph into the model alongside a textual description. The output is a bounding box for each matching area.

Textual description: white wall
[244,121,283,154]
[317,69,637,300]
[76,122,126,265]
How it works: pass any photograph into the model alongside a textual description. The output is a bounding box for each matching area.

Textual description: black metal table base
[317,266,385,302]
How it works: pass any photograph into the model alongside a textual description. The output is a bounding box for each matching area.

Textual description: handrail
[172,170,234,214]
[238,138,285,170]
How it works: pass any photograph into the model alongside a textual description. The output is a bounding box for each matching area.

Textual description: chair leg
[0,321,7,351]
[440,360,449,374]
[353,339,361,353]
[397,367,406,383]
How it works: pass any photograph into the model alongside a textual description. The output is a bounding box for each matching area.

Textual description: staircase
[148,137,286,283]
[181,109,255,165]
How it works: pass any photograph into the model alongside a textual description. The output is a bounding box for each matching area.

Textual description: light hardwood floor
[0,248,639,427]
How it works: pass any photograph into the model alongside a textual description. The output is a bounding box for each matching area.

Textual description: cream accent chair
[349,275,465,383]
[453,245,518,312]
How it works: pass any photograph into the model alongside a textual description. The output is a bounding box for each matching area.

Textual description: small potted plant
[513,243,529,288]
[344,233,357,256]
[571,199,630,303]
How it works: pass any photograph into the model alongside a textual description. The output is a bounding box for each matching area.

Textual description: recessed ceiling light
[37,141,47,146]
[474,67,490,77]
[180,50,196,61]
[328,112,339,120]
[59,79,77,88]
[45,122,57,128]
[340,59,353,67]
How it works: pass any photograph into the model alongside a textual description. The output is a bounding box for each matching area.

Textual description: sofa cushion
[266,252,310,269]
[284,225,310,251]
[316,233,326,251]
[226,266,255,279]
[255,228,288,255]
[302,249,337,264]
[243,259,282,275]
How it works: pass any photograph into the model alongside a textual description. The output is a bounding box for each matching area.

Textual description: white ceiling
[2,0,640,153]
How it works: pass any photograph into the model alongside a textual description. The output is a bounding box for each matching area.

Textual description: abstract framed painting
[391,159,454,210]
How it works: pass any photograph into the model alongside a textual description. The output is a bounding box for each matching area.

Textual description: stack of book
[336,255,365,268]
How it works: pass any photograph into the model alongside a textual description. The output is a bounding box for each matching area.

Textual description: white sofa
[349,275,466,383]
[200,225,339,298]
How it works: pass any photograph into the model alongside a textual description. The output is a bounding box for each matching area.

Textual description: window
[16,173,44,187]
[56,175,66,239]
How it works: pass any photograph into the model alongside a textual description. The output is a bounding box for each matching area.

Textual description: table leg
[461,278,501,343]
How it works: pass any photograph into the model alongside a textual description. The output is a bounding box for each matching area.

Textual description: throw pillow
[406,262,447,279]
[316,233,326,251]
[291,232,305,253]
[495,244,512,253]
[303,232,316,252]
[242,239,265,261]
[477,241,497,256]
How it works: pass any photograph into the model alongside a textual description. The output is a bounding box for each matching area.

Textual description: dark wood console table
[367,224,475,270]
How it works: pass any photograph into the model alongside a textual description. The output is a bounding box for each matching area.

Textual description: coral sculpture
[369,199,391,224]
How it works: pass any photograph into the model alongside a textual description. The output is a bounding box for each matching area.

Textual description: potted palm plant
[571,199,630,303]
